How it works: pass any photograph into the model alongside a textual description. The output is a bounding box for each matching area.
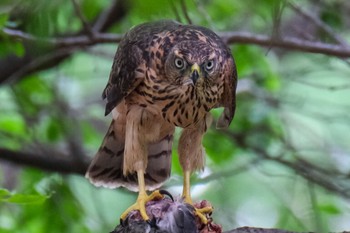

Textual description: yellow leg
[120,169,163,221]
[182,170,213,224]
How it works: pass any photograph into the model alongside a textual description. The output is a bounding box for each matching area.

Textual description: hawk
[86,20,237,223]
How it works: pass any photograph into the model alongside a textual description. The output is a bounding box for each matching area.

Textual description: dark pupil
[176,59,183,67]
[207,61,212,69]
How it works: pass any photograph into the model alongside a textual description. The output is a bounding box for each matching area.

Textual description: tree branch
[3,28,350,58]
[218,31,350,57]
[71,0,95,37]
[219,126,350,200]
[0,0,128,84]
[0,148,89,175]
[287,1,349,46]
[1,28,123,47]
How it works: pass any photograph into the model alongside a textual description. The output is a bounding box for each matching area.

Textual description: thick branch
[0,148,89,175]
[0,0,127,84]
[3,28,350,58]
[2,28,123,47]
[218,31,350,57]
[1,24,350,84]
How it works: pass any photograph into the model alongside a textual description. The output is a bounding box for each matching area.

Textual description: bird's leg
[120,169,164,222]
[182,170,213,224]
[179,114,214,224]
[120,107,167,222]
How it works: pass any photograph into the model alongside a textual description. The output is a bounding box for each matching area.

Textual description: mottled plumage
[86,20,237,222]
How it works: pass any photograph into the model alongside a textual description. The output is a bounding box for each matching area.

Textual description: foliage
[1,0,350,232]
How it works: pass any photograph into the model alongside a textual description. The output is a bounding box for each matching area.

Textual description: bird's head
[164,41,221,89]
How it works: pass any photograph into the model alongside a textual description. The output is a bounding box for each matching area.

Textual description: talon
[194,207,212,224]
[119,218,124,227]
[120,189,165,222]
[159,189,174,201]
[181,170,213,224]
[146,218,157,228]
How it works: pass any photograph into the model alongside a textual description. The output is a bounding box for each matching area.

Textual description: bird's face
[164,41,221,89]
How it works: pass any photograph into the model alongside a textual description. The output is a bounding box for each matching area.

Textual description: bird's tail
[85,117,173,192]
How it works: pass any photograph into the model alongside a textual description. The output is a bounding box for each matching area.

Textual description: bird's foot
[120,190,172,224]
[194,205,213,224]
[183,196,213,224]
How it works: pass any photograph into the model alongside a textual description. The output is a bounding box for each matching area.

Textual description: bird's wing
[188,25,237,129]
[102,20,182,116]
[216,52,237,129]
[102,35,145,115]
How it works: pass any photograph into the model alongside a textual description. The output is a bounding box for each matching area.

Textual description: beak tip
[190,71,199,84]
[190,64,200,84]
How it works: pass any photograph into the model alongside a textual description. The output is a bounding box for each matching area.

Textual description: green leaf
[0,41,25,57]
[6,193,48,205]
[319,204,341,215]
[0,13,8,28]
[0,114,26,136]
[46,118,62,142]
[0,188,11,200]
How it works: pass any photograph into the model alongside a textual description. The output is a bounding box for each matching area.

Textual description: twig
[180,0,192,24]
[92,0,126,32]
[287,1,349,47]
[193,0,215,28]
[71,0,95,37]
[169,0,182,23]
[4,48,75,84]
[220,128,350,200]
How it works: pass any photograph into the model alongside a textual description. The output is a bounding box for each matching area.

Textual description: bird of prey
[86,20,237,224]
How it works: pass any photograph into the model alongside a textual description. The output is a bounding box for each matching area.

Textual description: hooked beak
[190,63,200,84]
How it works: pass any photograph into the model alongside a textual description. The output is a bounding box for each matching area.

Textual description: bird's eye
[205,60,215,71]
[174,58,185,69]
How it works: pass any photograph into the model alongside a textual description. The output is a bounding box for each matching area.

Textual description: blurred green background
[1,0,350,232]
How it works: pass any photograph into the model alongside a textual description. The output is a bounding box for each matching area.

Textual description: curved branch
[2,29,350,58]
[2,28,123,47]
[218,31,350,57]
[0,148,89,175]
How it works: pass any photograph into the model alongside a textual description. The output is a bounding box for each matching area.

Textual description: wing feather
[102,20,182,115]
[216,52,237,129]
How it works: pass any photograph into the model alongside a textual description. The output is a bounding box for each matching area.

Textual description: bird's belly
[162,101,208,128]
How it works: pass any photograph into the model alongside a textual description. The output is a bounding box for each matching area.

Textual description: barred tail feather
[85,121,173,192]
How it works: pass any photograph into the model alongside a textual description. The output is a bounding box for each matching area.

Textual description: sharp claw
[146,218,157,228]
[120,216,128,227]
[159,189,174,201]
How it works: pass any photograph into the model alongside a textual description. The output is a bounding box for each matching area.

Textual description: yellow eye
[174,58,185,69]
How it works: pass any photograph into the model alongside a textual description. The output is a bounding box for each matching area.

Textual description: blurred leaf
[204,129,236,164]
[12,75,54,117]
[0,188,11,200]
[319,204,341,215]
[6,193,48,205]
[46,118,62,142]
[0,41,25,57]
[0,114,26,135]
[81,0,107,20]
[321,6,342,28]
[0,13,8,28]
[0,188,48,205]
